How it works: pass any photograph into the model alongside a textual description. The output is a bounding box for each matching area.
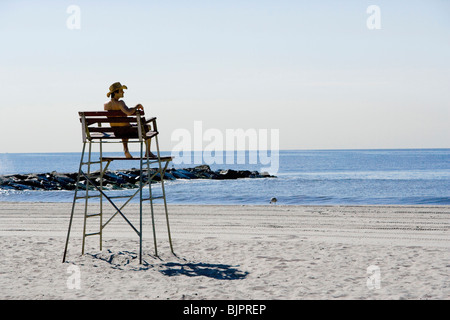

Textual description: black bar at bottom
[2,300,423,318]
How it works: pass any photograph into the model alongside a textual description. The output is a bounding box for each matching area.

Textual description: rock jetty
[0,165,275,191]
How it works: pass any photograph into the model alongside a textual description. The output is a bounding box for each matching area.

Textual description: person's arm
[119,101,143,115]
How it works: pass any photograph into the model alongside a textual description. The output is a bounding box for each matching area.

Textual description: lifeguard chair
[62,110,174,264]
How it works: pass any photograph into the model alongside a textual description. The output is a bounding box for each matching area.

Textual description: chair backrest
[79,110,156,142]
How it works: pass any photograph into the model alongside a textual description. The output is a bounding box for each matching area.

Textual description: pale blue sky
[1,0,449,152]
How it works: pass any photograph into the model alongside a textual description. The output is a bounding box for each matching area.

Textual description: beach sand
[0,202,448,300]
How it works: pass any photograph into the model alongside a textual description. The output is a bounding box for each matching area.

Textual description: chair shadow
[87,250,249,280]
[159,262,249,280]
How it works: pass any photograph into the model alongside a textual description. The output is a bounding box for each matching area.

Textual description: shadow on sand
[159,262,249,280]
[86,250,249,280]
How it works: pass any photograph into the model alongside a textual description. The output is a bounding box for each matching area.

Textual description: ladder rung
[84,232,101,237]
[142,195,164,201]
[81,161,102,165]
[108,195,134,199]
[75,194,102,199]
[86,213,101,218]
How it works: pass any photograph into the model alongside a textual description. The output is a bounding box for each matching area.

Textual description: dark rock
[216,169,252,179]
[8,182,34,190]
[0,165,275,191]
[162,172,176,180]
[193,164,212,172]
[176,169,198,179]
[169,169,191,179]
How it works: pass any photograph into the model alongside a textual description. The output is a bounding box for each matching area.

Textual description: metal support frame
[63,116,174,264]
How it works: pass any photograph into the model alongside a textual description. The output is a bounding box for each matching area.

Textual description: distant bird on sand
[270,197,277,204]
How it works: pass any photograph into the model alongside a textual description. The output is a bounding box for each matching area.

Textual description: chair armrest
[145,117,156,124]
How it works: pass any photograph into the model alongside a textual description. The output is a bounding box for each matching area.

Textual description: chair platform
[101,156,173,162]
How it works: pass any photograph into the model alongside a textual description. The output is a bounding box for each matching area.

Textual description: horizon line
[1,147,449,155]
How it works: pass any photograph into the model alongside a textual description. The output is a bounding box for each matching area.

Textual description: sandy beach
[0,202,448,300]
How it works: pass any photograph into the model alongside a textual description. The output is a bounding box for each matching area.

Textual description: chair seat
[79,110,158,142]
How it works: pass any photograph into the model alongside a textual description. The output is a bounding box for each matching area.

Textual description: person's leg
[145,139,156,158]
[143,124,156,158]
[122,138,133,158]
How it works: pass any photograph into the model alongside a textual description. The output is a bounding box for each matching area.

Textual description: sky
[0,0,449,153]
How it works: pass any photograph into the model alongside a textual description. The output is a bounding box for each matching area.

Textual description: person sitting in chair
[104,82,154,158]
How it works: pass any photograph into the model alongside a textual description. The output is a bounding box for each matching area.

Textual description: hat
[107,82,128,97]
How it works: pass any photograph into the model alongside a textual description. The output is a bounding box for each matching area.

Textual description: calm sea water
[0,149,449,205]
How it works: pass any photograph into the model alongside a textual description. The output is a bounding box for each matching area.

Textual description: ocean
[0,149,449,205]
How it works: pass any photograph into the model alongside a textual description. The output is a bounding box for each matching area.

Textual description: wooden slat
[79,110,146,117]
[83,117,138,125]
[87,127,115,133]
[88,131,158,140]
[89,133,123,139]
[87,128,158,134]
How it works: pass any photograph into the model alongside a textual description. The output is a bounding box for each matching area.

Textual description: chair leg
[146,139,158,257]
[155,136,174,254]
[139,141,144,264]
[62,142,86,263]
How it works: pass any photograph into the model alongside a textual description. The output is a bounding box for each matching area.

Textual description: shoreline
[0,203,449,299]
[2,201,450,209]
[2,201,450,206]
